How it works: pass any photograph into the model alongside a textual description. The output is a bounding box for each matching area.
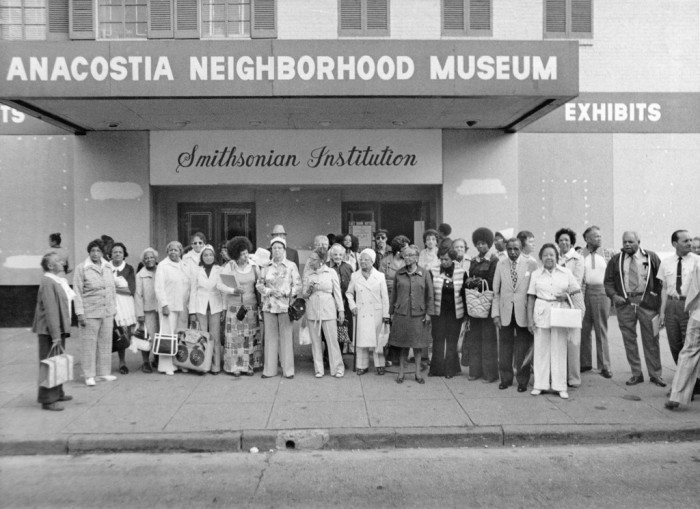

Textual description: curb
[2,424,700,456]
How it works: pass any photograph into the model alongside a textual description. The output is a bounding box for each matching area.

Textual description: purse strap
[47,343,65,357]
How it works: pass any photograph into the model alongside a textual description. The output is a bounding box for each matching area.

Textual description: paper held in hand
[220,274,238,289]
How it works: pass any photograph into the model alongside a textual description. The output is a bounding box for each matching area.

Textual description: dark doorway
[178,203,256,251]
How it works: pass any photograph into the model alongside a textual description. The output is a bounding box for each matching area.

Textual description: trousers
[533,326,568,392]
[263,312,294,377]
[498,312,532,387]
[196,309,221,372]
[669,317,700,405]
[616,303,662,379]
[580,286,611,371]
[80,316,113,378]
[309,319,343,376]
[664,299,689,363]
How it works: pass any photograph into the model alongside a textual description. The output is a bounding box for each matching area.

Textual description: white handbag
[550,295,582,329]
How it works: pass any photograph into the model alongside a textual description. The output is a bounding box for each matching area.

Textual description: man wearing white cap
[270,224,300,270]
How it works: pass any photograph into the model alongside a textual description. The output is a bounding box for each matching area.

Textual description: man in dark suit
[492,238,539,392]
[270,224,299,270]
[604,231,665,387]
[32,252,74,411]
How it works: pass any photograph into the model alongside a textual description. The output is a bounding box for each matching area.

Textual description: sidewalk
[1,318,698,456]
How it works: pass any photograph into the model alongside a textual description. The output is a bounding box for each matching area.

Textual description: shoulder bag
[465,280,494,319]
[550,294,583,329]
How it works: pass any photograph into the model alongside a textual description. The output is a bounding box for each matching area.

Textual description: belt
[669,295,686,301]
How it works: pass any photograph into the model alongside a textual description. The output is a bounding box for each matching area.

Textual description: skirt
[223,304,263,374]
[388,314,431,349]
[114,293,137,327]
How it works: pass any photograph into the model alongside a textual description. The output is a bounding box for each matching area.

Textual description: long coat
[32,274,71,340]
[346,269,390,348]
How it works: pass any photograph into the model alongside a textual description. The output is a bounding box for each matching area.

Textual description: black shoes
[41,403,64,411]
[376,367,385,376]
[356,368,368,376]
[626,375,644,386]
[650,376,667,387]
[517,385,527,392]
[498,383,510,390]
[581,366,593,373]
[600,369,613,379]
[664,400,680,410]
[58,395,73,402]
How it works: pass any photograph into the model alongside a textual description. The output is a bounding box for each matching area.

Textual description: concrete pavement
[1,317,698,456]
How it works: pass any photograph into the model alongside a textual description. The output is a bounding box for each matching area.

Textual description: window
[98,0,147,39]
[441,0,492,37]
[544,0,592,39]
[0,0,46,40]
[202,0,249,38]
[338,0,388,37]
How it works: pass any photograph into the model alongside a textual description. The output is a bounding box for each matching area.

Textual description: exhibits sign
[150,130,442,186]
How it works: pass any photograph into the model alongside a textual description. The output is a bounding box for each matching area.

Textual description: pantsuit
[81,316,113,378]
[430,310,462,377]
[196,309,222,372]
[533,326,568,392]
[263,312,294,377]
[309,319,343,376]
[664,299,689,363]
[499,310,532,387]
[616,303,662,379]
[467,317,498,380]
[37,334,67,404]
[669,317,700,405]
[580,285,611,371]
[567,328,581,386]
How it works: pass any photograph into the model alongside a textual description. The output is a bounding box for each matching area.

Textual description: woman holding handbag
[188,244,224,375]
[135,247,159,373]
[33,252,75,410]
[217,236,263,376]
[463,227,499,383]
[110,242,136,375]
[154,240,190,376]
[346,249,390,376]
[527,243,582,400]
[429,248,467,379]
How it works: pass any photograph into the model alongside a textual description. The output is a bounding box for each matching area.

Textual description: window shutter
[468,0,491,35]
[544,0,567,38]
[339,0,362,35]
[174,0,198,38]
[442,0,465,34]
[148,0,173,38]
[48,0,69,40]
[251,0,276,39]
[570,0,592,38]
[69,0,94,39]
[365,0,388,34]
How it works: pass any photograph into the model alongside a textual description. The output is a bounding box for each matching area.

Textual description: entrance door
[178,203,256,252]
[342,201,431,246]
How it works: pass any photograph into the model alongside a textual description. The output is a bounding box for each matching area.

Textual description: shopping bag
[153,332,177,356]
[112,324,131,352]
[465,280,494,318]
[377,323,390,349]
[131,324,152,352]
[39,344,74,388]
[299,324,311,345]
[550,295,583,329]
[173,325,213,372]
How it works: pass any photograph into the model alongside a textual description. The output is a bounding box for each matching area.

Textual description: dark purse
[112,324,131,352]
[337,320,350,343]
[288,297,306,322]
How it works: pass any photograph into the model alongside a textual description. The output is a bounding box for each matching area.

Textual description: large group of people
[33,224,700,413]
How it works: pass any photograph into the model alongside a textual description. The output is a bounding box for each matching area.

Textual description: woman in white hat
[256,236,301,379]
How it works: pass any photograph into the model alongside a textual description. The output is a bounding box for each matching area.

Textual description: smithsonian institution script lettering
[5,54,557,82]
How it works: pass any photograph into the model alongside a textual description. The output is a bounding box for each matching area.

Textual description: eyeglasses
[193,241,203,245]
[376,235,387,240]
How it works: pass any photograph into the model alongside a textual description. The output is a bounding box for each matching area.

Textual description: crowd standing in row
[33,226,700,412]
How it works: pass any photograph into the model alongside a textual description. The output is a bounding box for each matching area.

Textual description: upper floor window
[0,0,46,40]
[544,0,592,39]
[202,0,249,38]
[441,0,492,37]
[338,0,389,37]
[98,0,147,39]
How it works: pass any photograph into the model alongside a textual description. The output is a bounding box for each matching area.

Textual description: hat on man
[270,236,287,248]
[270,224,287,236]
[375,229,388,238]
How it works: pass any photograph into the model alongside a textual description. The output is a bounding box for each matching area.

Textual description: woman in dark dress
[463,227,499,383]
[429,248,467,378]
[387,245,435,384]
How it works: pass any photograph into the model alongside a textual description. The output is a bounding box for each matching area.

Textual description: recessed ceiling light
[318,120,332,127]
[107,122,119,128]
[249,120,262,126]
[466,120,478,127]
[174,121,190,128]
[392,120,405,126]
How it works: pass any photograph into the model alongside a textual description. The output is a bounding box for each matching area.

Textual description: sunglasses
[376,235,387,240]
[193,241,203,245]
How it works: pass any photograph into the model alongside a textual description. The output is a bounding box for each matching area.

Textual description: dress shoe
[482,377,498,384]
[600,369,613,379]
[498,383,510,390]
[315,373,323,378]
[517,385,527,393]
[468,375,480,381]
[376,367,385,376]
[96,375,117,382]
[261,374,275,379]
[58,395,73,402]
[559,391,569,399]
[85,377,96,386]
[41,402,64,411]
[625,375,644,386]
[650,376,667,387]
[334,373,343,378]
[580,366,593,373]
[664,400,680,410]
[531,389,542,396]
[285,375,295,379]
[445,375,453,379]
[356,368,368,376]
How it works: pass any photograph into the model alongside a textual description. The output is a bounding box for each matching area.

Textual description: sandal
[119,365,129,375]
[415,375,425,384]
[395,375,404,384]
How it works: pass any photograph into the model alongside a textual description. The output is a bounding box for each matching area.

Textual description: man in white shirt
[579,226,615,378]
[658,229,700,362]
[517,230,537,263]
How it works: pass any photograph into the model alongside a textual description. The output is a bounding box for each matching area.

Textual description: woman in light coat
[346,249,390,375]
[154,240,190,375]
[303,247,345,378]
[188,244,224,374]
[135,247,159,373]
